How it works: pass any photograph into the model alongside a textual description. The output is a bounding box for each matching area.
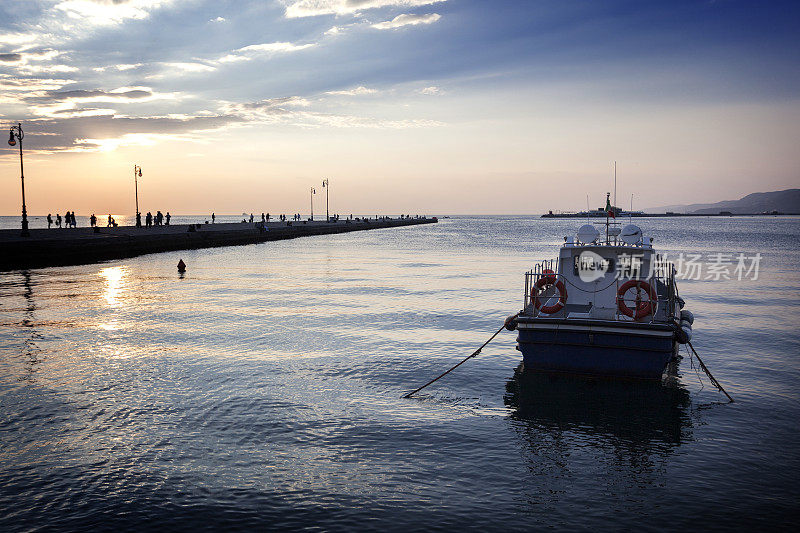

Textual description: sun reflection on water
[99,266,128,308]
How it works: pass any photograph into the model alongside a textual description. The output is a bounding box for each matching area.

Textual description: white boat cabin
[524,223,678,324]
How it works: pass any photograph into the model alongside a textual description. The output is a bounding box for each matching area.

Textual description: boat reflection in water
[504,366,693,486]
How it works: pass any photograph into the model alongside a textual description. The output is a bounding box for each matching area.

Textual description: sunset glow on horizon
[1,0,798,216]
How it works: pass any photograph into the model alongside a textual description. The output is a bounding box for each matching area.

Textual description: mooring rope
[402,313,518,399]
[687,341,734,403]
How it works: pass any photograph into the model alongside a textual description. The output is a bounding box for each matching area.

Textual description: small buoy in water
[177,259,186,273]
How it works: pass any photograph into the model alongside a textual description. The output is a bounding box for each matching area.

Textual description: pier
[0,217,437,270]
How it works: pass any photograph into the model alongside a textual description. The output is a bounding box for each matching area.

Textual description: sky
[1,0,799,216]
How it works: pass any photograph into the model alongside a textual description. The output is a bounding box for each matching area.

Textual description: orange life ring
[617,280,658,320]
[542,268,557,282]
[532,276,567,314]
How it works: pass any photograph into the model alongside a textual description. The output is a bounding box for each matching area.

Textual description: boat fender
[680,310,694,325]
[504,315,518,331]
[674,322,690,344]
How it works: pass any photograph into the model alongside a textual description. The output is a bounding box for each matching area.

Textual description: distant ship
[541,205,646,218]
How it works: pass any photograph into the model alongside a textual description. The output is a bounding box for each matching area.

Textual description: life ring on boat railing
[617,279,658,320]
[531,276,568,314]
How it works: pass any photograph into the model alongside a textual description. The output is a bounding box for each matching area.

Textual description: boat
[506,199,694,380]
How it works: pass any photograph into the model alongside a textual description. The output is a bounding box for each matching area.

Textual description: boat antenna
[586,195,590,224]
[630,193,634,222]
[614,161,617,219]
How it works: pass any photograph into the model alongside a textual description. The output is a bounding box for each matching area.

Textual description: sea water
[1,216,798,530]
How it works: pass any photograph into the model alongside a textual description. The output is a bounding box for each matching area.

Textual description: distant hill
[646,189,800,214]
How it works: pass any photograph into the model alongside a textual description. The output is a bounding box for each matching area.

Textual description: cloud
[116,63,143,71]
[0,33,38,47]
[325,86,378,96]
[5,88,443,154]
[21,86,180,118]
[221,96,312,120]
[94,63,144,72]
[285,0,446,18]
[372,13,441,30]
[223,95,442,129]
[17,64,80,75]
[215,42,315,63]
[23,49,63,61]
[0,47,72,75]
[53,0,174,27]
[0,53,23,63]
[418,85,441,95]
[53,108,118,118]
[13,113,244,153]
[305,114,442,129]
[160,62,216,73]
[33,88,154,103]
[0,48,62,65]
[0,75,75,93]
[210,16,226,23]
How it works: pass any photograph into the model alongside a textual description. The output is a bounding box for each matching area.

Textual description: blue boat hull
[516,319,678,379]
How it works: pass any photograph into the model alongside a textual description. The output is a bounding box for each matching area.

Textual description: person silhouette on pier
[166,212,171,225]
[136,212,142,227]
[90,214,97,227]
[212,213,215,224]
[56,213,62,228]
[47,214,53,228]
[107,214,113,227]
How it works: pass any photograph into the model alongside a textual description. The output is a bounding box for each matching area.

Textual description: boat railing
[524,256,677,323]
[524,259,567,317]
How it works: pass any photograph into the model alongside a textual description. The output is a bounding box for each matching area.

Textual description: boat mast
[614,161,617,219]
[586,195,590,224]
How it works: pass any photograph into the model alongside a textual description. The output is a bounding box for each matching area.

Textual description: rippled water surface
[1,216,799,531]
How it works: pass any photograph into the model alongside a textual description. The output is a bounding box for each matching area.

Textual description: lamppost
[310,187,316,221]
[7,123,28,236]
[322,178,329,221]
[134,165,142,225]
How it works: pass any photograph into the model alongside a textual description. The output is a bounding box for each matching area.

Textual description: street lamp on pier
[7,123,28,236]
[134,165,142,226]
[322,178,329,221]
[310,187,316,221]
